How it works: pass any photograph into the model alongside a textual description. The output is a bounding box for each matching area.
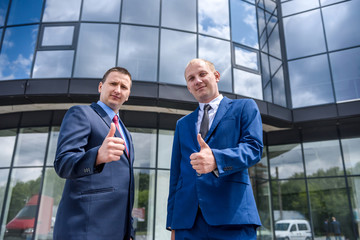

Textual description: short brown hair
[101,67,132,83]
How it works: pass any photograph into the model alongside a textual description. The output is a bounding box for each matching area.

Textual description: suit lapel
[204,97,232,142]
[188,107,200,147]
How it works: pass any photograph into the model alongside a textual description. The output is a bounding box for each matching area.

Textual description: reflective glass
[281,0,319,16]
[272,66,286,107]
[320,0,344,6]
[33,51,74,78]
[159,29,196,85]
[342,138,360,175]
[271,179,310,222]
[161,0,196,32]
[283,10,326,59]
[2,168,42,240]
[348,176,360,239]
[269,144,304,179]
[0,129,16,167]
[261,53,270,86]
[199,35,232,92]
[118,25,158,82]
[303,140,344,177]
[122,0,159,25]
[42,0,81,22]
[254,181,273,239]
[155,170,171,239]
[81,0,120,22]
[230,0,258,49]
[266,15,277,38]
[268,25,282,59]
[35,168,65,240]
[0,169,10,225]
[257,8,266,36]
[198,0,230,40]
[250,150,269,180]
[264,83,272,102]
[42,26,74,46]
[234,46,258,71]
[264,0,276,13]
[157,130,174,169]
[323,0,360,51]
[0,0,10,26]
[0,25,38,80]
[308,178,353,239]
[7,0,43,25]
[233,69,262,100]
[74,23,118,78]
[13,127,48,167]
[130,128,157,168]
[133,169,155,240]
[330,47,360,102]
[269,55,281,76]
[288,55,334,108]
[46,127,60,166]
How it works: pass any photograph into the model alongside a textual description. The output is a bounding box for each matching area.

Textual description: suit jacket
[54,102,135,240]
[167,97,263,230]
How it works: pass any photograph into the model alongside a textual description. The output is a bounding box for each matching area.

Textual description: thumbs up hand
[189,134,217,174]
[96,123,125,165]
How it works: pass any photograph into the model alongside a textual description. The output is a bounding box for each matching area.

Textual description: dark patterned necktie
[199,104,211,139]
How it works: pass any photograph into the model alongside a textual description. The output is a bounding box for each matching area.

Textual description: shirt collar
[97,100,118,120]
[199,94,223,111]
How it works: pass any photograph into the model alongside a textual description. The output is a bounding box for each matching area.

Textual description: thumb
[197,134,208,150]
[107,123,116,138]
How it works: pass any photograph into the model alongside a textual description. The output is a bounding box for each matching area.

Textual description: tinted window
[161,0,196,31]
[275,223,290,231]
[233,69,262,100]
[122,0,159,25]
[42,0,81,22]
[290,224,297,232]
[0,0,10,26]
[281,0,319,16]
[7,0,43,25]
[234,46,258,71]
[42,26,74,46]
[298,223,308,231]
[81,0,120,22]
[33,50,74,78]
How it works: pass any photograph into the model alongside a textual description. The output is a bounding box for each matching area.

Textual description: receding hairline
[184,58,216,78]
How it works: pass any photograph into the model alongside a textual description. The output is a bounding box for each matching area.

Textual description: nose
[194,77,202,84]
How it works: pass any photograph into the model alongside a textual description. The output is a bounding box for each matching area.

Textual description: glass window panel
[130,128,157,168]
[0,25,38,80]
[323,1,360,51]
[161,0,196,32]
[158,130,174,169]
[264,0,276,13]
[234,68,263,100]
[33,50,74,78]
[199,35,232,92]
[348,176,360,240]
[159,29,196,85]
[308,178,353,239]
[230,0,258,49]
[0,0,10,26]
[342,138,360,175]
[272,66,286,107]
[271,179,310,222]
[234,46,259,71]
[46,127,60,166]
[0,129,16,167]
[264,83,272,102]
[261,53,270,86]
[74,23,118,78]
[2,168,42,240]
[269,55,281,77]
[257,7,266,36]
[250,150,269,180]
[320,0,344,6]
[42,0,81,22]
[198,0,230,40]
[288,55,334,108]
[283,10,326,59]
[155,170,171,239]
[118,25,158,82]
[13,127,48,167]
[255,180,273,239]
[133,169,155,240]
[121,0,159,25]
[266,14,277,38]
[303,140,344,177]
[330,47,360,102]
[81,0,120,22]
[281,0,319,17]
[35,168,65,240]
[268,24,282,59]
[269,144,304,179]
[0,169,10,220]
[7,0,43,25]
[42,26,74,46]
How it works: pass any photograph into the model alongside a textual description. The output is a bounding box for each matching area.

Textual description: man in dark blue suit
[167,59,263,240]
[54,67,135,240]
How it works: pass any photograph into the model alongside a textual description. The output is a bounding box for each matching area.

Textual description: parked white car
[275,219,312,240]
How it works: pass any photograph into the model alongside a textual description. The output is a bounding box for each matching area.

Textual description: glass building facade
[0,0,359,239]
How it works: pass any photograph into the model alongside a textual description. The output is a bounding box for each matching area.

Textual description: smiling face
[185,59,220,103]
[98,71,131,113]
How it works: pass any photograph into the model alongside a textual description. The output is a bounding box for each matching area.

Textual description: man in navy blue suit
[54,67,134,240]
[167,59,263,240]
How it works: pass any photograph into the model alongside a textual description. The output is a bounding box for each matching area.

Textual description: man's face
[98,71,131,112]
[185,60,220,103]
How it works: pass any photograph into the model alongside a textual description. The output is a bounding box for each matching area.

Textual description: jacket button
[197,173,201,177]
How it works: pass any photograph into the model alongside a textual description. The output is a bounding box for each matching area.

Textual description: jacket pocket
[81,187,115,195]
[222,172,249,185]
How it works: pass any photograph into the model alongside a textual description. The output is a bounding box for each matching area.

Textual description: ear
[214,71,220,83]
[98,82,102,94]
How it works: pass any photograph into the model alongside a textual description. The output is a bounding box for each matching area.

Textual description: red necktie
[112,115,129,157]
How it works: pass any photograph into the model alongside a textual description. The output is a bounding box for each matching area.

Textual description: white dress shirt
[196,94,224,135]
